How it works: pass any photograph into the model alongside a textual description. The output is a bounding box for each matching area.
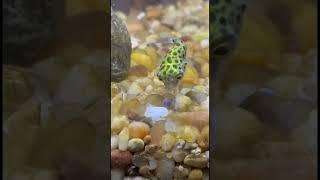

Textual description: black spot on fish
[167,56,172,63]
[169,69,174,74]
[173,64,178,68]
[173,52,177,56]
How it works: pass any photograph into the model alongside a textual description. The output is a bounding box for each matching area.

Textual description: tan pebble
[146,6,162,18]
[176,126,200,143]
[170,111,209,130]
[160,133,177,152]
[151,121,166,145]
[188,169,203,180]
[201,63,209,77]
[127,82,143,95]
[111,115,129,134]
[175,94,192,111]
[145,94,164,106]
[119,98,144,115]
[118,127,129,151]
[128,65,148,77]
[197,125,209,150]
[127,20,145,32]
[128,121,150,139]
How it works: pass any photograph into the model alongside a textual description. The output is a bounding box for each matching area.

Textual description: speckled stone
[111,11,132,82]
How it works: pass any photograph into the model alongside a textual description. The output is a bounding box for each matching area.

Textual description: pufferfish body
[211,0,247,80]
[157,38,187,90]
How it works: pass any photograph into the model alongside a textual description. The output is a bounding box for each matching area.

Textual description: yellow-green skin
[157,38,187,89]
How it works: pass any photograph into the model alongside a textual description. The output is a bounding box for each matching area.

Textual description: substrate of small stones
[111,1,210,179]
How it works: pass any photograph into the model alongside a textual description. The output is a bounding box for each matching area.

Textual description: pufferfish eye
[176,75,182,80]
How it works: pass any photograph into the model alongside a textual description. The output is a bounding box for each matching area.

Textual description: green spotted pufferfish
[157,38,187,90]
[157,0,247,89]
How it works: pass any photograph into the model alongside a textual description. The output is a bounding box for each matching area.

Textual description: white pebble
[200,39,209,48]
[118,127,129,151]
[165,120,177,133]
[137,12,145,20]
[111,135,119,150]
[144,104,168,121]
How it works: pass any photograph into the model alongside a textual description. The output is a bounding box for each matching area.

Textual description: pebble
[111,115,129,134]
[173,165,189,179]
[131,50,155,71]
[144,104,168,122]
[132,153,149,168]
[128,138,145,153]
[160,133,177,152]
[111,149,132,169]
[150,121,166,145]
[188,169,203,180]
[128,121,150,139]
[175,139,186,149]
[119,98,144,115]
[176,126,200,143]
[161,97,174,109]
[181,65,199,84]
[172,149,188,163]
[175,94,192,111]
[148,158,158,170]
[127,82,144,96]
[139,165,152,178]
[128,65,148,77]
[118,127,130,151]
[156,158,175,180]
[197,125,209,149]
[111,135,119,150]
[183,154,208,168]
[127,111,144,121]
[184,142,198,150]
[164,120,177,133]
[186,90,207,104]
[170,111,209,130]
[111,169,125,180]
[144,144,159,154]
[146,6,162,19]
[127,165,139,176]
[143,135,152,145]
[201,62,209,77]
[145,94,164,106]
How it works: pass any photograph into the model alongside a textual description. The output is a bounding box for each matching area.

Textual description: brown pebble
[111,149,132,169]
[139,165,152,178]
[143,135,152,144]
[144,144,158,154]
[127,110,144,121]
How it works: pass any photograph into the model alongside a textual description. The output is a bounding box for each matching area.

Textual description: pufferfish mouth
[212,33,237,57]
